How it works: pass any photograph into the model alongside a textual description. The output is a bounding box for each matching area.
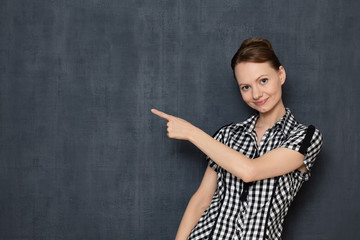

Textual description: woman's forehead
[234,62,275,83]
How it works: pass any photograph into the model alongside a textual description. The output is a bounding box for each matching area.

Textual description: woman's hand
[151,109,197,141]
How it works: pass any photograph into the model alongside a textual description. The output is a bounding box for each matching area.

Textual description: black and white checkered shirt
[188,108,323,240]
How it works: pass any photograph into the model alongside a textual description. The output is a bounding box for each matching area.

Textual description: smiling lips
[254,98,268,106]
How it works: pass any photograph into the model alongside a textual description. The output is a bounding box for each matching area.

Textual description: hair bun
[231,37,280,70]
[240,37,274,51]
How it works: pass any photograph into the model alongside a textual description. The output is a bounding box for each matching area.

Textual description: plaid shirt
[188,108,323,240]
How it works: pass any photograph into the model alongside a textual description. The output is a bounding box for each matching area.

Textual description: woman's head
[231,37,281,71]
[232,38,286,115]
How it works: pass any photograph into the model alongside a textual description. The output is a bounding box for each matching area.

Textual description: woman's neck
[256,101,286,130]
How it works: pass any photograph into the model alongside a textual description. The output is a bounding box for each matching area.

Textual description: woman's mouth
[254,98,268,106]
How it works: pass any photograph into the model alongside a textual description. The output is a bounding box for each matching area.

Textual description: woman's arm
[175,166,217,240]
[189,127,305,182]
[151,109,306,182]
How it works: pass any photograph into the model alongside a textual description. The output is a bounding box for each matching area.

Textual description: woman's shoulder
[213,112,258,135]
[284,109,322,140]
[211,122,236,137]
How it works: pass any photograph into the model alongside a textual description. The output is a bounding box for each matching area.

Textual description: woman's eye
[241,86,250,91]
[260,78,268,84]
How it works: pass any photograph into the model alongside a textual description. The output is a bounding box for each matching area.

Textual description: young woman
[151,38,323,240]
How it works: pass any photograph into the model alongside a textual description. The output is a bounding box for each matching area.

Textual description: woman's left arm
[151,109,306,182]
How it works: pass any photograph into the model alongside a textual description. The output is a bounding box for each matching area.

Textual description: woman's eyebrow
[255,74,268,80]
[239,74,268,86]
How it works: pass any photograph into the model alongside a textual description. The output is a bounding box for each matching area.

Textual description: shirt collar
[236,108,296,136]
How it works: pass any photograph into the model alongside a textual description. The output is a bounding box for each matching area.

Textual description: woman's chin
[248,104,269,113]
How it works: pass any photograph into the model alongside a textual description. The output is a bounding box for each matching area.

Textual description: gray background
[0,0,359,239]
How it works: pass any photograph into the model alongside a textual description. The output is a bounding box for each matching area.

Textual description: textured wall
[0,0,359,239]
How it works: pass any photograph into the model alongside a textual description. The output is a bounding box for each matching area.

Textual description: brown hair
[231,37,281,70]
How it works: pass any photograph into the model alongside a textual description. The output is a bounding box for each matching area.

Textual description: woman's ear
[279,66,286,85]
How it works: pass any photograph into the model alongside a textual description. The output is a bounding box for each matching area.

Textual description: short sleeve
[280,125,323,181]
[206,124,229,172]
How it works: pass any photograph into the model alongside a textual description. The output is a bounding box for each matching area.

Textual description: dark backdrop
[1,0,359,239]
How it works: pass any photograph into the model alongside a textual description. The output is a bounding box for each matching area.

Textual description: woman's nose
[252,86,262,100]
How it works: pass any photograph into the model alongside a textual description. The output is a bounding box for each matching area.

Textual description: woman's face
[234,61,286,114]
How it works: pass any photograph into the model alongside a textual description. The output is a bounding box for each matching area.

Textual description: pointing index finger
[151,109,173,120]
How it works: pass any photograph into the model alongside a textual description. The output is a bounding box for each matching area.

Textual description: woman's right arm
[175,166,218,240]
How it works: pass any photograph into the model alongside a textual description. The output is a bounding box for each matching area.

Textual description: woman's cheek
[241,92,251,103]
